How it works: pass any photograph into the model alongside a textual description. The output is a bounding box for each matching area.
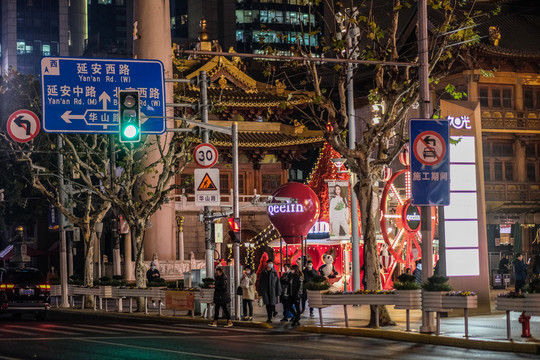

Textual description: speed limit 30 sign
[193,143,218,168]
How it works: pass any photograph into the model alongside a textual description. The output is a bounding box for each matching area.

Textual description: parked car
[0,267,51,320]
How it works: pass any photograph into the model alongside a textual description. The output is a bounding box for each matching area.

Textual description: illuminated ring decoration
[379,166,436,273]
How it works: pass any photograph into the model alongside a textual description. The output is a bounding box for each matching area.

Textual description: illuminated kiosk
[440,99,491,313]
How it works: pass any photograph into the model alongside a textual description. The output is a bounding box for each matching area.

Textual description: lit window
[17,41,25,54]
[42,44,51,56]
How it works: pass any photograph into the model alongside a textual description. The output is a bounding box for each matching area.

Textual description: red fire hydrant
[519,311,531,338]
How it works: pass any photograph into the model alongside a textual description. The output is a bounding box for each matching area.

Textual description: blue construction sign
[409,119,450,206]
[40,57,165,134]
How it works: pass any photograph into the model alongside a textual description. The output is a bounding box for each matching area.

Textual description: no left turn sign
[7,110,41,143]
[412,130,446,166]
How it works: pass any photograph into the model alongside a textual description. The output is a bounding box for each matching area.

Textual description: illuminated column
[515,138,527,183]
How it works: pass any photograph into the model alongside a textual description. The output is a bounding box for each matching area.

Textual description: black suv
[0,267,51,320]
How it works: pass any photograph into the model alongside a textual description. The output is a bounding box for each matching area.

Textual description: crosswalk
[0,322,242,339]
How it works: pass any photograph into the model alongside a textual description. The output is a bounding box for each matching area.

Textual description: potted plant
[393,273,421,310]
[305,276,331,308]
[422,275,452,312]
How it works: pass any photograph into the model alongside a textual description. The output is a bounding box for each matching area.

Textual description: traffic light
[228,217,241,243]
[119,90,140,143]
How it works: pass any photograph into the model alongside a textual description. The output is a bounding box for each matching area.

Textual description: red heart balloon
[268,182,320,244]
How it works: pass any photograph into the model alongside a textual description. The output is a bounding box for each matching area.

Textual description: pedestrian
[46,266,59,283]
[413,260,422,284]
[280,263,292,322]
[284,264,304,326]
[513,253,529,293]
[257,259,281,323]
[146,262,163,307]
[532,255,540,278]
[498,254,511,274]
[209,267,233,327]
[301,260,318,317]
[240,265,257,321]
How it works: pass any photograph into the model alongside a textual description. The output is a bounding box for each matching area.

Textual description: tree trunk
[132,225,147,312]
[359,178,395,327]
[82,225,95,309]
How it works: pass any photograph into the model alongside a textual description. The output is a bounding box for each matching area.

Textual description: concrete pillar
[133,0,176,261]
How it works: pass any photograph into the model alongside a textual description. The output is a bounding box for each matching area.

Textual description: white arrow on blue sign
[40,57,165,134]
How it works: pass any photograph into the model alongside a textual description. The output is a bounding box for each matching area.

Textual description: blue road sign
[409,119,450,206]
[40,57,165,134]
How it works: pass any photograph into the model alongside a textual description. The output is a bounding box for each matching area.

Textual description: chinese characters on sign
[40,57,165,134]
[194,168,220,206]
[409,119,450,206]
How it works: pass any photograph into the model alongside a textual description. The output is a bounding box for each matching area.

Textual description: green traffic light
[123,124,139,139]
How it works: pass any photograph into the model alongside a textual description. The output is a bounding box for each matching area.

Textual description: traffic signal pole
[57,135,69,308]
[232,122,241,319]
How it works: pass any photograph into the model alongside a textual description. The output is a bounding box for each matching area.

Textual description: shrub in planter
[200,278,215,289]
[422,275,452,292]
[304,275,331,291]
[147,278,166,287]
[524,277,540,294]
[68,274,83,285]
[166,280,184,289]
[393,273,421,290]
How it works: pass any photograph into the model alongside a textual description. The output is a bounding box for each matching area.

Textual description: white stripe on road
[137,324,193,334]
[0,327,36,336]
[103,324,155,333]
[77,338,247,360]
[8,325,81,336]
[64,324,118,334]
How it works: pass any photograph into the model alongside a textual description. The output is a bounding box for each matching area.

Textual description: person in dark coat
[279,263,292,321]
[498,254,511,274]
[413,260,422,284]
[301,260,318,317]
[513,253,529,293]
[284,265,304,326]
[257,259,281,323]
[209,267,232,327]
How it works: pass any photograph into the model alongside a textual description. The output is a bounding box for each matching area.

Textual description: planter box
[394,290,422,310]
[524,294,540,315]
[72,287,102,296]
[422,291,447,312]
[307,290,329,308]
[194,289,214,303]
[495,297,526,312]
[322,293,395,306]
[50,285,62,297]
[113,288,162,299]
[442,295,478,309]
[100,286,113,298]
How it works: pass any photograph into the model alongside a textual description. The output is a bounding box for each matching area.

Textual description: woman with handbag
[240,265,257,320]
[209,267,233,327]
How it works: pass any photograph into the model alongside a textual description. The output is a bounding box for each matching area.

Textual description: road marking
[77,338,247,360]
[53,324,118,335]
[138,324,193,334]
[0,327,36,336]
[174,323,265,333]
[8,325,81,336]
[0,355,25,360]
[104,324,155,333]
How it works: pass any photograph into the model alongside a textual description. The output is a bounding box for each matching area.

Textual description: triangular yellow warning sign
[197,173,218,191]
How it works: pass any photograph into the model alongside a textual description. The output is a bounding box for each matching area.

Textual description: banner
[328,181,350,240]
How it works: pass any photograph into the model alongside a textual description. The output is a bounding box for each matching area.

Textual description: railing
[484,182,540,202]
[481,110,540,130]
[173,188,271,211]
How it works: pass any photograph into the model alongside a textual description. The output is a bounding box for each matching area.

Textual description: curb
[50,308,273,329]
[297,325,540,355]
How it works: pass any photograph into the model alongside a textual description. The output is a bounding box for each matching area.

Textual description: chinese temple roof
[173,54,312,112]
[190,121,324,149]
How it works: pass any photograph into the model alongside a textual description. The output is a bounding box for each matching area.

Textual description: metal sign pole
[200,71,214,280]
[57,135,69,308]
[418,0,435,334]
[232,122,240,319]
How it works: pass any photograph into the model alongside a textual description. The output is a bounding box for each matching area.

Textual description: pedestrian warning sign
[194,168,220,206]
[197,173,218,191]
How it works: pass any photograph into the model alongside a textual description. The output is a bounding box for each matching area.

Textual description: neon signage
[267,203,305,216]
[447,116,471,130]
[308,221,330,234]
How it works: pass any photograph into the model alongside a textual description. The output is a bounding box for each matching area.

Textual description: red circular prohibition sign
[412,131,446,166]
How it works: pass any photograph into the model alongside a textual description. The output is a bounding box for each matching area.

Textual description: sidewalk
[53,292,540,355]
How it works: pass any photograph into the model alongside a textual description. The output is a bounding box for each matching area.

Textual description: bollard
[518,311,531,338]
